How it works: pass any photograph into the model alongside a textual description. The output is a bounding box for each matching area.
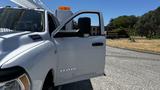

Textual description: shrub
[106,28,129,39]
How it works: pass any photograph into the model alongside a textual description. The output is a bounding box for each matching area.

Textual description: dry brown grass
[107,38,160,53]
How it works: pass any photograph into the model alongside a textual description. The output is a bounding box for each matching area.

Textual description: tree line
[106,7,160,39]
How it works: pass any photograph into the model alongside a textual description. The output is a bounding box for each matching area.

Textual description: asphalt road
[59,46,160,90]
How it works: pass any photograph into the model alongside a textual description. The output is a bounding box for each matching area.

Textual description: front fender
[1,40,57,90]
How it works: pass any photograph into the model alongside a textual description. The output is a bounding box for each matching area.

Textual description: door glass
[73,14,100,36]
[56,13,101,37]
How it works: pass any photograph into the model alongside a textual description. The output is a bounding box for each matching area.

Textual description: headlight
[0,74,30,90]
[0,67,31,90]
[0,80,21,90]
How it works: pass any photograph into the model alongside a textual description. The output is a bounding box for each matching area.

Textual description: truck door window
[55,13,101,37]
[48,14,56,35]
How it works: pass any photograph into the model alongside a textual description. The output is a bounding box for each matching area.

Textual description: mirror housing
[78,17,91,37]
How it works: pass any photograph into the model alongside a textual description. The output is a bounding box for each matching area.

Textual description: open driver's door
[53,11,106,86]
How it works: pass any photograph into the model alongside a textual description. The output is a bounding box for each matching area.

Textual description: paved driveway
[59,46,160,90]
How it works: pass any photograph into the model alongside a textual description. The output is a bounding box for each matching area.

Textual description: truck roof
[11,0,45,9]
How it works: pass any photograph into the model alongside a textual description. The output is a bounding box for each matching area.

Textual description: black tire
[42,72,55,90]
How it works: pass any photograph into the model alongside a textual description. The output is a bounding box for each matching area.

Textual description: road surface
[60,46,160,90]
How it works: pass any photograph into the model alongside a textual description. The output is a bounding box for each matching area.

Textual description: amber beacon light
[58,6,71,11]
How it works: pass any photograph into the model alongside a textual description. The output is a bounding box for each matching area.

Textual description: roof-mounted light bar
[58,6,71,11]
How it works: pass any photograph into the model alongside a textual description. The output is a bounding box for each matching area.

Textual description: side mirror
[78,17,91,37]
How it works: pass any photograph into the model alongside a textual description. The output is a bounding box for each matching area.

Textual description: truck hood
[0,31,44,67]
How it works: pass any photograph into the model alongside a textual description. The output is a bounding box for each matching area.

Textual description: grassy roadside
[106,38,160,54]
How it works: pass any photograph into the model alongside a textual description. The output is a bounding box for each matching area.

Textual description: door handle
[92,42,104,46]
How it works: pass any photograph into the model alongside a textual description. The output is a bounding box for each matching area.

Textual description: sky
[0,0,160,25]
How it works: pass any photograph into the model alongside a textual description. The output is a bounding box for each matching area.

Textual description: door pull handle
[92,42,104,46]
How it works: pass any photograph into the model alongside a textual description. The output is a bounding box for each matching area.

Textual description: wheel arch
[42,69,55,90]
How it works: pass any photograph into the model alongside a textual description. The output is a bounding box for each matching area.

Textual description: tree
[135,7,160,38]
[106,6,160,38]
[106,15,138,37]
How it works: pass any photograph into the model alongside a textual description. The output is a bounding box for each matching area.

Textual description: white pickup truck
[0,0,106,90]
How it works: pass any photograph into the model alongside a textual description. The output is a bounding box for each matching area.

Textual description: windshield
[0,8,44,32]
